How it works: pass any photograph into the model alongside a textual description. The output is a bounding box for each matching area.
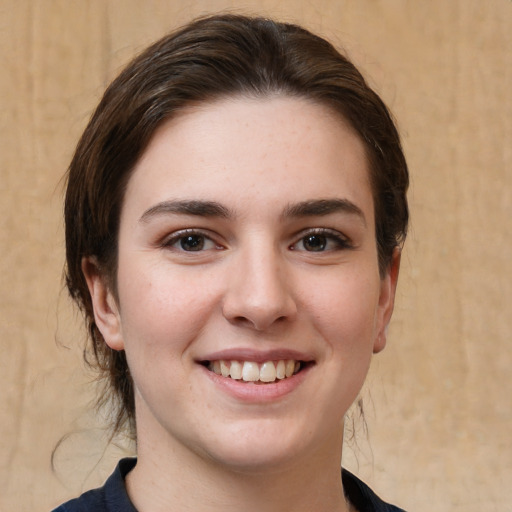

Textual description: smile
[205,359,305,383]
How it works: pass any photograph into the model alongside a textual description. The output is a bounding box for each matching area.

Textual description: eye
[302,234,328,252]
[164,230,220,252]
[178,234,207,251]
[291,229,352,252]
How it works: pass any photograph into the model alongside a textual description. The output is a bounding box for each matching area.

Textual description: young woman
[54,13,409,512]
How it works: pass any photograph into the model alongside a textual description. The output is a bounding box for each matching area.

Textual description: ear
[82,257,125,351]
[373,248,401,354]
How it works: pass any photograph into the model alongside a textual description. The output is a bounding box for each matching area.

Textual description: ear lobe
[82,257,125,351]
[373,248,401,354]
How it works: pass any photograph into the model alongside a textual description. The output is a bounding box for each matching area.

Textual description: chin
[194,420,320,474]
[206,445,299,474]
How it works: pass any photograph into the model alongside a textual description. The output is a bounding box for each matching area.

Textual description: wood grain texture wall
[1,1,510,511]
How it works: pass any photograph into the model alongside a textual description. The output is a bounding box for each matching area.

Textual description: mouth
[200,359,312,384]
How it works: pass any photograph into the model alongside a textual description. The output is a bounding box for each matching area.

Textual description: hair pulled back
[65,13,409,437]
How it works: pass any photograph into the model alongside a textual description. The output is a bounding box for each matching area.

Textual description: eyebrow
[282,198,366,226]
[139,197,366,225]
[139,200,232,223]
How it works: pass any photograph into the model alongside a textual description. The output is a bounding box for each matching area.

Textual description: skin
[84,96,400,512]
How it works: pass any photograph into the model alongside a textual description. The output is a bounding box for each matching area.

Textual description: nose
[221,248,297,331]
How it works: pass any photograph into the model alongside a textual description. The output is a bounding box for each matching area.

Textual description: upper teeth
[208,360,300,383]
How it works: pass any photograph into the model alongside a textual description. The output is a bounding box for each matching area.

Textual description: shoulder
[51,487,106,512]
[51,482,108,512]
[342,469,407,512]
[51,458,137,512]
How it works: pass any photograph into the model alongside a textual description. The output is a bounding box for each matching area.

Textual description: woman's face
[87,96,399,471]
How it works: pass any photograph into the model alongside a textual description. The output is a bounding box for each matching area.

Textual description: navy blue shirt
[53,458,406,512]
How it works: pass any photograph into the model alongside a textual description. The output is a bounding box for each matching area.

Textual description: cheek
[302,268,381,351]
[115,259,219,356]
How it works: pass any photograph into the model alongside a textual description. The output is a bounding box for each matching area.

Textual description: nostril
[221,275,297,330]
[231,315,253,325]
[228,313,289,331]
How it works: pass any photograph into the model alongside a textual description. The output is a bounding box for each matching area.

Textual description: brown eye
[302,234,327,251]
[290,229,353,253]
[164,230,221,253]
[179,234,205,251]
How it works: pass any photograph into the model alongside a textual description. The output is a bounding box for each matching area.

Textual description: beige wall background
[1,1,510,511]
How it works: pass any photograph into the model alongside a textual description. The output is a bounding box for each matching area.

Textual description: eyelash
[162,229,223,252]
[162,228,353,253]
[290,228,353,252]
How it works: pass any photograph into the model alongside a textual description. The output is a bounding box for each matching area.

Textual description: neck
[126,418,352,512]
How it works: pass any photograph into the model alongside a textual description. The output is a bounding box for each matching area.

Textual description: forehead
[124,96,373,220]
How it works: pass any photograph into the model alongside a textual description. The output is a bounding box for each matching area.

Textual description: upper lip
[197,348,315,364]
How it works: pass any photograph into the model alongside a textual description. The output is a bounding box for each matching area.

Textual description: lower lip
[200,364,312,403]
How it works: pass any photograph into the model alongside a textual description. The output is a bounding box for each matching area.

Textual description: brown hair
[65,13,409,437]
